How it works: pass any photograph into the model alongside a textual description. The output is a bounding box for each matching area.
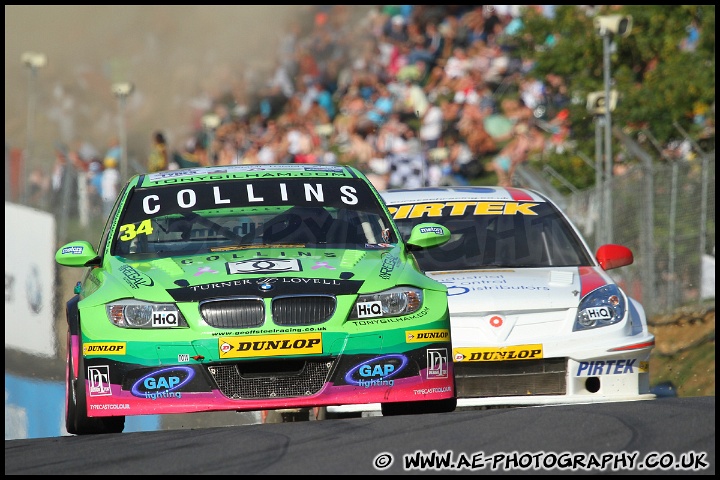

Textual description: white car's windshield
[391,202,594,270]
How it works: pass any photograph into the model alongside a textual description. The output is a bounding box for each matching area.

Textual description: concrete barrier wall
[5,373,160,440]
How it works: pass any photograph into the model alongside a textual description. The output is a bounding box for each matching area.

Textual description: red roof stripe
[506,187,534,201]
[579,266,609,297]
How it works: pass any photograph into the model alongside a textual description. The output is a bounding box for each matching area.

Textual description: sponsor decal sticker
[580,306,614,322]
[89,404,130,410]
[228,258,302,274]
[406,329,450,343]
[131,366,195,399]
[351,305,430,324]
[575,359,647,376]
[419,226,443,235]
[379,254,400,280]
[118,264,154,289]
[88,365,112,397]
[453,344,543,362]
[345,354,408,387]
[389,201,540,219]
[118,219,154,241]
[123,178,373,223]
[355,300,383,318]
[84,342,127,355]
[219,333,322,358]
[151,309,180,327]
[169,277,361,301]
[61,246,84,255]
[427,348,449,378]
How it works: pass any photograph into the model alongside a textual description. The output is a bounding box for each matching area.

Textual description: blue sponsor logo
[62,246,84,255]
[131,366,195,399]
[345,354,408,387]
[446,285,470,296]
[419,226,443,235]
[576,359,637,376]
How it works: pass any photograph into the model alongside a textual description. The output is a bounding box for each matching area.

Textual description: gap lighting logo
[131,366,195,399]
[345,354,408,387]
[88,365,112,397]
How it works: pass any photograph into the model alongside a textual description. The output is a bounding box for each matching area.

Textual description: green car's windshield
[113,177,397,257]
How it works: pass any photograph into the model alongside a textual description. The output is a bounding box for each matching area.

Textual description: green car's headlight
[573,284,626,331]
[106,300,188,328]
[350,286,423,319]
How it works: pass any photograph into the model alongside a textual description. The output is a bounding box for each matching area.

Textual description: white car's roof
[381,186,551,204]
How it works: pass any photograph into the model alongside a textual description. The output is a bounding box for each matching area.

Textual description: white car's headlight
[573,284,626,331]
[106,300,188,328]
[350,286,423,319]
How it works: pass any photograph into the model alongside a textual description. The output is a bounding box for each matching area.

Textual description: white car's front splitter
[327,393,657,416]
[456,393,657,408]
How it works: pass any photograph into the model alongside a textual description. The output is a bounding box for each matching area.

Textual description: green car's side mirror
[55,241,98,267]
[406,223,451,250]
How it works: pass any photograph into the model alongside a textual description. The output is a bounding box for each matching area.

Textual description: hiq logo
[345,354,408,386]
[582,306,613,321]
[355,300,383,318]
[152,310,179,327]
[131,366,195,399]
[62,246,84,255]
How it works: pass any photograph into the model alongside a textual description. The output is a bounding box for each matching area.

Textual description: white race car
[329,186,655,415]
[383,186,657,408]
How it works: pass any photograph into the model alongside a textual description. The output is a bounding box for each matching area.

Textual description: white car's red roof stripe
[506,187,535,201]
[579,266,609,297]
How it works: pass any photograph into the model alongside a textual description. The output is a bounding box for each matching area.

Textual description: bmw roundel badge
[259,282,273,291]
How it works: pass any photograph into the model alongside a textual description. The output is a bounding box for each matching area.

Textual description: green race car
[56,164,455,434]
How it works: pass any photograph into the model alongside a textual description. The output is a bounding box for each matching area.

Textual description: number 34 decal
[119,219,154,241]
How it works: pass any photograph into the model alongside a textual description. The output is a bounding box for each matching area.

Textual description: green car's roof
[133,164,361,188]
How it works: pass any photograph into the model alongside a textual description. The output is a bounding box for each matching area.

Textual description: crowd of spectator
[22,5,581,220]
[175,5,574,190]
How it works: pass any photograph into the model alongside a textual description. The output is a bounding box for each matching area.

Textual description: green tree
[515,5,715,190]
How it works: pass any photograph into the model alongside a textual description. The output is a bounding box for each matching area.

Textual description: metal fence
[557,143,715,317]
[7,132,715,320]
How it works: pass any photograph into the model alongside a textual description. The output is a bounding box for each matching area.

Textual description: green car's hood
[83,245,443,305]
